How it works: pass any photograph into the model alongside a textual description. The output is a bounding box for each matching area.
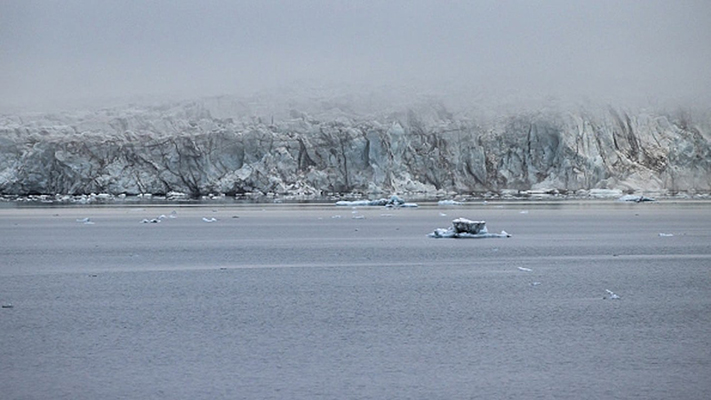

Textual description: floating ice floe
[202,217,217,223]
[336,195,417,208]
[428,218,511,239]
[76,217,94,224]
[658,232,674,237]
[336,199,379,207]
[618,194,656,202]
[589,189,624,198]
[604,289,621,300]
[438,199,463,206]
[517,267,532,272]
[141,212,175,223]
[166,191,189,200]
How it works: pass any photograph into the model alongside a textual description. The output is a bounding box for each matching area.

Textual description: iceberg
[428,218,511,239]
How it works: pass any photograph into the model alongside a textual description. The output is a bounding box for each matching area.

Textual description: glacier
[1,96,709,200]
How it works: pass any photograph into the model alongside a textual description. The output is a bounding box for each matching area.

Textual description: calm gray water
[1,201,710,399]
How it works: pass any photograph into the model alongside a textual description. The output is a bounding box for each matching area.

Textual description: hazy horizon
[2,0,710,112]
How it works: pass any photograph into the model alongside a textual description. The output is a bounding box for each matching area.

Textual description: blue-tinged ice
[438,199,463,206]
[428,218,511,239]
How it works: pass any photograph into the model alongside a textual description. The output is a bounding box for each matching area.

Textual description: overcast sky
[2,0,710,110]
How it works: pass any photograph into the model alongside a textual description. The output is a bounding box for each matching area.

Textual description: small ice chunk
[331,215,342,219]
[76,217,94,224]
[658,233,674,237]
[517,267,532,272]
[335,200,373,207]
[202,217,217,223]
[618,194,655,202]
[605,289,621,300]
[352,215,365,219]
[438,200,463,206]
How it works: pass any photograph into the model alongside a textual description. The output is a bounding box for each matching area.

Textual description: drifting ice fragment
[438,200,463,206]
[336,195,410,208]
[428,218,511,239]
[605,289,621,300]
[618,195,655,203]
[336,200,376,207]
[658,233,674,237]
[76,217,94,224]
[517,267,532,272]
[202,217,217,223]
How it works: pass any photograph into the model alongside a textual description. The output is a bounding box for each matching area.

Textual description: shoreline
[2,190,710,207]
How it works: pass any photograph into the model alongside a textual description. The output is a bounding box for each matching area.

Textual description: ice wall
[1,99,709,197]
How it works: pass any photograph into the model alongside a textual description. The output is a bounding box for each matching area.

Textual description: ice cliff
[1,97,709,198]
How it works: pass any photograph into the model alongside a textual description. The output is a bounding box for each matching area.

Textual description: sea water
[1,202,710,399]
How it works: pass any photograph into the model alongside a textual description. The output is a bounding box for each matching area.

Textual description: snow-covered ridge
[1,97,709,198]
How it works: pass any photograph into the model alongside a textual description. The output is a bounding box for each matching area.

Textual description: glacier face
[0,98,709,198]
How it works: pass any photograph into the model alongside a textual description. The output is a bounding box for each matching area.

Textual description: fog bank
[2,1,710,112]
